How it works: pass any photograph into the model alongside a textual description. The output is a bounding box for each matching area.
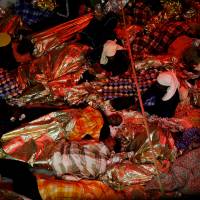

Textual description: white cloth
[100,39,124,65]
[157,71,180,101]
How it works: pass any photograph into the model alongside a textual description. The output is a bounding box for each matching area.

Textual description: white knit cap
[157,71,180,101]
[100,39,124,65]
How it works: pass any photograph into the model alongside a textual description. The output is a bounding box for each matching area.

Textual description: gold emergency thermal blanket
[0,107,104,165]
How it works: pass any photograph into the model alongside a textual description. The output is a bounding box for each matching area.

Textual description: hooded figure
[142,71,180,117]
[100,39,129,76]
[100,39,124,65]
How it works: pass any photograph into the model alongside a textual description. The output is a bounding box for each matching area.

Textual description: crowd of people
[0,0,200,199]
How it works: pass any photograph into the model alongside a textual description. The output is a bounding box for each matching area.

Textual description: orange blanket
[37,176,124,200]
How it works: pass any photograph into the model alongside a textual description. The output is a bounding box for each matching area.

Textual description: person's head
[17,38,34,55]
[182,46,200,73]
[144,0,163,12]
[107,113,123,126]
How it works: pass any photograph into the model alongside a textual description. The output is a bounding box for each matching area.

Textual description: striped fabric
[50,140,110,179]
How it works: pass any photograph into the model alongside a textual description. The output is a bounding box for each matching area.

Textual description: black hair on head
[144,0,163,12]
[107,113,123,126]
[78,70,96,84]
[110,95,135,111]
[17,38,34,55]
[102,50,130,76]
[182,46,200,72]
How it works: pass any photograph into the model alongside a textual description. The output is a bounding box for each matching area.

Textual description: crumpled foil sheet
[0,107,104,166]
[100,161,156,190]
[17,43,89,105]
[0,15,22,35]
[32,13,93,56]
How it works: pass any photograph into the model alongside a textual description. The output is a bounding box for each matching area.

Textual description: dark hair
[110,96,135,111]
[17,38,34,55]
[101,50,130,76]
[182,46,200,72]
[144,0,163,12]
[107,113,123,126]
[77,70,96,84]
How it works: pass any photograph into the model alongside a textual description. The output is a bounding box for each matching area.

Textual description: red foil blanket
[32,13,93,56]
[17,43,89,104]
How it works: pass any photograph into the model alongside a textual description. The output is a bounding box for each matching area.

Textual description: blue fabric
[176,128,200,150]
[15,0,53,25]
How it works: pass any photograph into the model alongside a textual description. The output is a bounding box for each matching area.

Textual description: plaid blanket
[65,106,104,141]
[50,140,110,179]
[145,147,200,195]
[125,1,153,26]
[132,21,191,57]
[37,177,124,200]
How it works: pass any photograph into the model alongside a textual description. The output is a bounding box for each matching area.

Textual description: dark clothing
[142,82,180,118]
[0,44,18,71]
[0,159,42,200]
[80,12,118,62]
[101,50,129,76]
[80,12,118,48]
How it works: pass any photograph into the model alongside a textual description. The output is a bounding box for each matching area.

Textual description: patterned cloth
[64,106,104,141]
[145,147,200,195]
[125,1,154,26]
[15,0,53,25]
[175,128,200,151]
[50,140,110,179]
[0,68,23,100]
[132,21,191,57]
[102,68,160,100]
[37,177,124,200]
